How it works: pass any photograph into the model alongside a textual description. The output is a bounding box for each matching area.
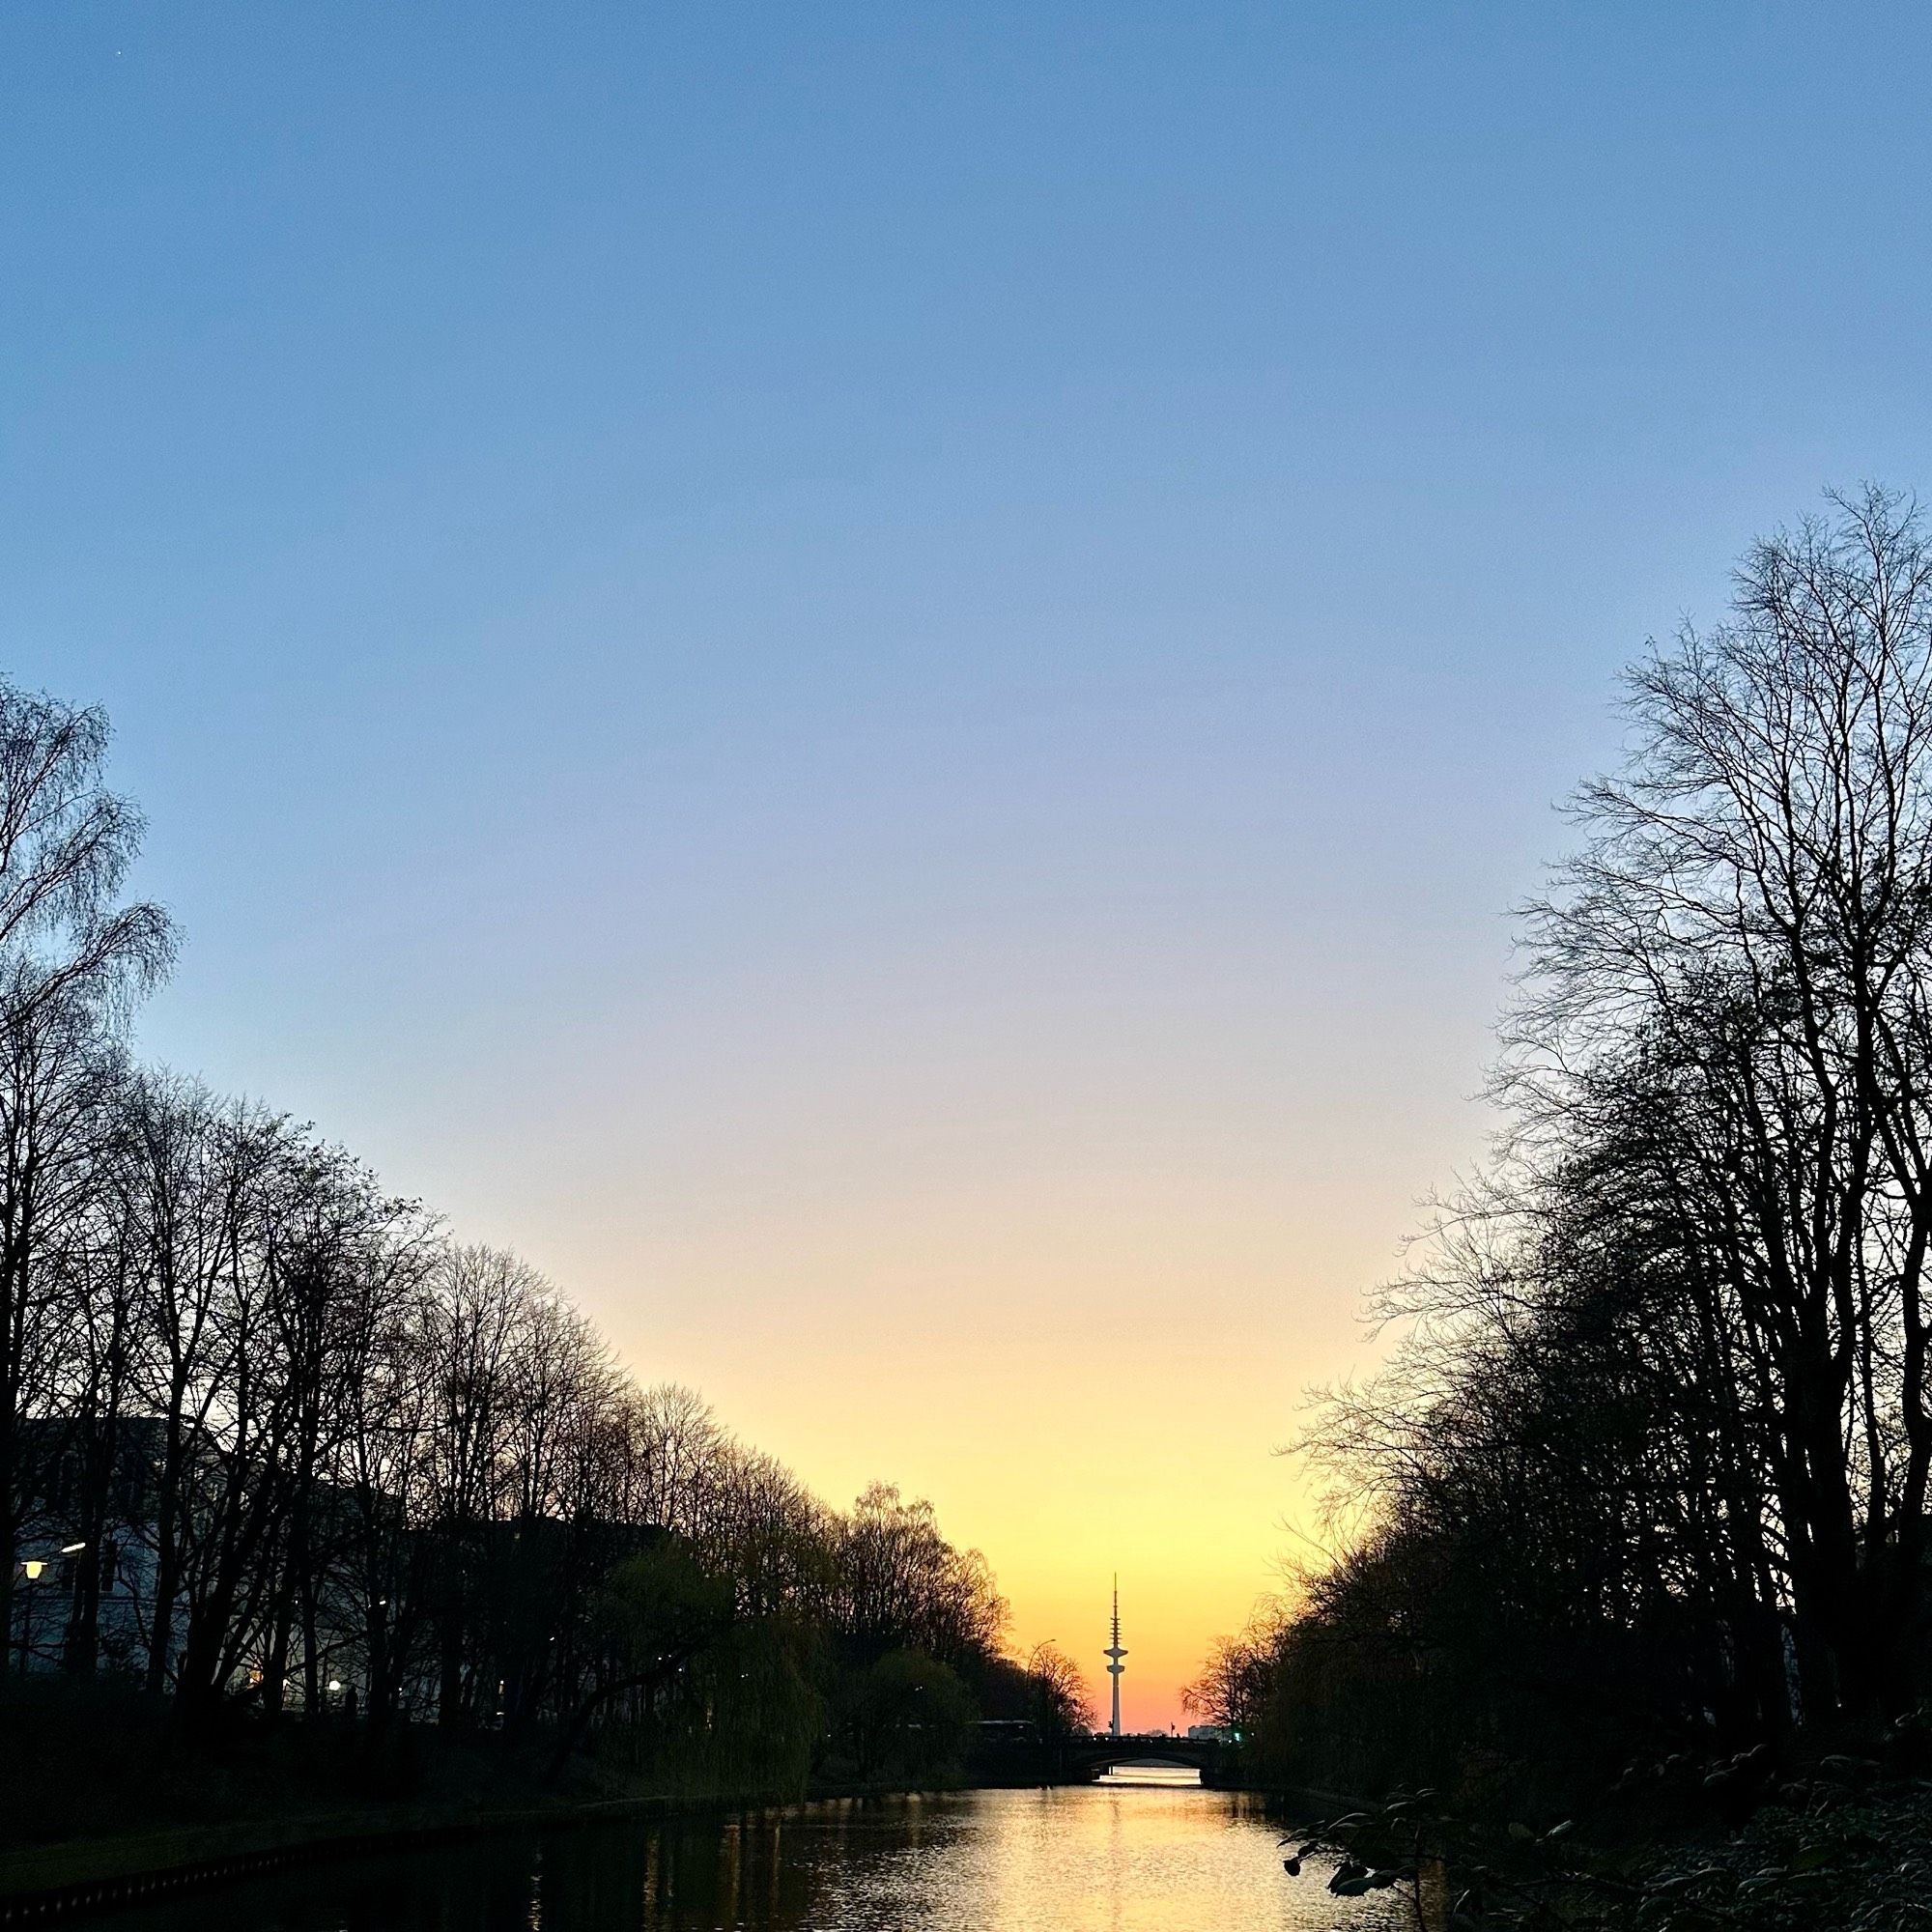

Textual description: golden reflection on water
[623,1786,1403,1932]
[106,1787,1404,1932]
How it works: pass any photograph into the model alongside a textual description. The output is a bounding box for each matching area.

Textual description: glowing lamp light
[20,1560,43,1580]
[327,1679,343,1693]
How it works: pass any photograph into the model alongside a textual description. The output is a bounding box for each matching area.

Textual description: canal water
[98,1776,1404,1931]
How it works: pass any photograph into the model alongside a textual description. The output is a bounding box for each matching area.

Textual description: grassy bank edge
[0,1790,670,1918]
[0,1771,1001,1919]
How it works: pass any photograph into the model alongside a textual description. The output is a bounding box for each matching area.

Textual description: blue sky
[7,1,1931,1711]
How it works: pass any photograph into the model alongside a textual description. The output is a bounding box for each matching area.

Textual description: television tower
[1104,1575,1127,1737]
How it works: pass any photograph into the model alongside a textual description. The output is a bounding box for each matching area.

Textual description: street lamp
[16,1557,46,1673]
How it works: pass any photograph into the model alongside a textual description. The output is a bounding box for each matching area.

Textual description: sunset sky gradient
[8,2,1932,1723]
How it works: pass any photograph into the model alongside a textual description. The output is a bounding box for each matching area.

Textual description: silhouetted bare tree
[0,679,172,1660]
[0,671,1025,1795]
[1240,490,1932,1805]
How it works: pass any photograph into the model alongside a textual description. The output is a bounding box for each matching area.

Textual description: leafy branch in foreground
[1285,1755,1932,1932]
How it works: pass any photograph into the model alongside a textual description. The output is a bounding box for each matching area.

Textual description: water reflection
[102,1787,1403,1931]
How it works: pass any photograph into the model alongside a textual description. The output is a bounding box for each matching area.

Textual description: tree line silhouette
[1191,488,1932,1809]
[0,682,1089,1797]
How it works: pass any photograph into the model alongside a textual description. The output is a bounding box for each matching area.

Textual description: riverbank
[0,1692,994,1925]
[0,1789,679,1922]
[0,1682,810,1921]
[1279,1748,1932,1931]
[0,1771,1035,1923]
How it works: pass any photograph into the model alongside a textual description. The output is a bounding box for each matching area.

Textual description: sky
[5,1,1932,1727]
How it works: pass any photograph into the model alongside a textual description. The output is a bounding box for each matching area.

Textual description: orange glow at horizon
[570,1121,1458,1732]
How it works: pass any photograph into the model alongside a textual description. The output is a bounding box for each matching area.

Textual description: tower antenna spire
[1104,1574,1127,1738]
